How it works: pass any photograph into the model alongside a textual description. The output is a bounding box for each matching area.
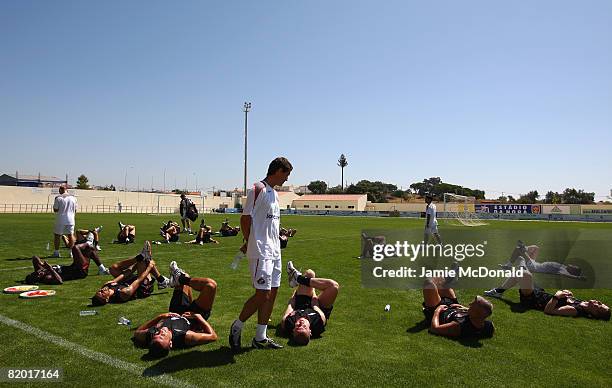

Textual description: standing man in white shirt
[229,157,293,351]
[52,185,78,258]
[424,195,442,244]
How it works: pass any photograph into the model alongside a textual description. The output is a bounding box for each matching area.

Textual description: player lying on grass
[422,277,494,338]
[484,270,610,320]
[220,219,240,237]
[25,239,110,284]
[63,226,103,251]
[116,222,136,244]
[133,261,218,357]
[186,222,219,245]
[160,220,181,243]
[498,240,584,279]
[358,232,386,259]
[281,261,339,345]
[279,227,297,249]
[90,241,170,306]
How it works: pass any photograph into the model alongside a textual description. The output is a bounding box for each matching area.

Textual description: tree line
[307,177,596,204]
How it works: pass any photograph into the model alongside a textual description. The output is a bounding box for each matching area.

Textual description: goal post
[442,193,488,226]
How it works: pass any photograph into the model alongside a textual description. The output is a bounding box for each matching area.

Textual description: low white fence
[0,204,217,214]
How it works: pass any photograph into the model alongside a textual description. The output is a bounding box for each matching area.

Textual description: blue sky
[1,1,610,200]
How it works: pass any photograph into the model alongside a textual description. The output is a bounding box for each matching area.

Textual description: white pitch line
[0,314,196,388]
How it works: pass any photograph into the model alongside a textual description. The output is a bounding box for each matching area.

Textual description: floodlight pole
[243,102,252,196]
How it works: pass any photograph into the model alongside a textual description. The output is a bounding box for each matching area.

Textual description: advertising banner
[474,204,541,214]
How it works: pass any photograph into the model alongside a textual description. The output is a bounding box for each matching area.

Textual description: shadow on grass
[406,319,487,348]
[142,346,243,374]
[495,297,529,313]
[6,257,34,261]
[406,319,429,333]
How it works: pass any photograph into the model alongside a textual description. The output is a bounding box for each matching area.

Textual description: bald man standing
[52,185,78,258]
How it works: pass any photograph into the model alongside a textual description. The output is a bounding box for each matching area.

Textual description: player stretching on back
[282,261,339,345]
[424,195,442,244]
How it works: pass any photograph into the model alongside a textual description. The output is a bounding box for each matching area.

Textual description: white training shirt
[243,181,281,260]
[53,193,77,225]
[425,203,438,227]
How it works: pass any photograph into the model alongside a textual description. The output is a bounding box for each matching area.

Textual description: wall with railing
[0,186,236,213]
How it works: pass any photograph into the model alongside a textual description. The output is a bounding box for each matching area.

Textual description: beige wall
[293,196,367,211]
[0,186,197,213]
[279,192,300,209]
[239,192,300,209]
[367,202,465,212]
[204,194,237,209]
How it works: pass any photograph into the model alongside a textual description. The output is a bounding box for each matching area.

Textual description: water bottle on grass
[230,252,245,270]
[117,316,131,326]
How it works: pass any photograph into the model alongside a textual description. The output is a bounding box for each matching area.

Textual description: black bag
[186,203,198,221]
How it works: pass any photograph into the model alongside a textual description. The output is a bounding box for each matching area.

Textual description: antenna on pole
[243,102,252,196]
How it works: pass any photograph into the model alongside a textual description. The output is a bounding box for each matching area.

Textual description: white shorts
[54,223,75,235]
[249,257,281,290]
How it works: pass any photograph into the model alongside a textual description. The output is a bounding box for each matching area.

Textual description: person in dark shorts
[186,223,219,245]
[220,219,240,237]
[160,220,180,243]
[132,260,218,357]
[25,241,110,285]
[279,227,297,249]
[422,277,494,338]
[91,241,170,306]
[282,261,339,345]
[116,222,136,244]
[484,270,610,320]
[358,232,386,259]
[64,226,103,251]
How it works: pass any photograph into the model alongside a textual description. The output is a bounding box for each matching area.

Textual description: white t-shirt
[243,181,281,260]
[425,203,438,228]
[54,193,77,225]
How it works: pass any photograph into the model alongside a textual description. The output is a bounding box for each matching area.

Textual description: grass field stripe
[0,266,31,272]
[0,314,196,388]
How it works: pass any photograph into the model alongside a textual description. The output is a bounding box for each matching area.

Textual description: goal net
[442,193,488,226]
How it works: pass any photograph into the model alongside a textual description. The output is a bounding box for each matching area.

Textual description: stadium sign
[475,204,541,214]
[582,208,612,214]
[542,205,571,214]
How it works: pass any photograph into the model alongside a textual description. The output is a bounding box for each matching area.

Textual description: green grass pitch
[0,214,610,387]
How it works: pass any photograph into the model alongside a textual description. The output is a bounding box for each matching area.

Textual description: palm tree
[337,154,348,191]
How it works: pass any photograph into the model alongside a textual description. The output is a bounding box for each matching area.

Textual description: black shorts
[422,297,459,322]
[168,290,211,320]
[169,234,179,242]
[196,234,211,244]
[519,288,551,311]
[221,230,238,237]
[123,274,153,299]
[117,233,136,243]
[295,294,333,320]
[55,264,87,282]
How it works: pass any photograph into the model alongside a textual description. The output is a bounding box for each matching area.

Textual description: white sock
[255,324,267,341]
[99,264,107,271]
